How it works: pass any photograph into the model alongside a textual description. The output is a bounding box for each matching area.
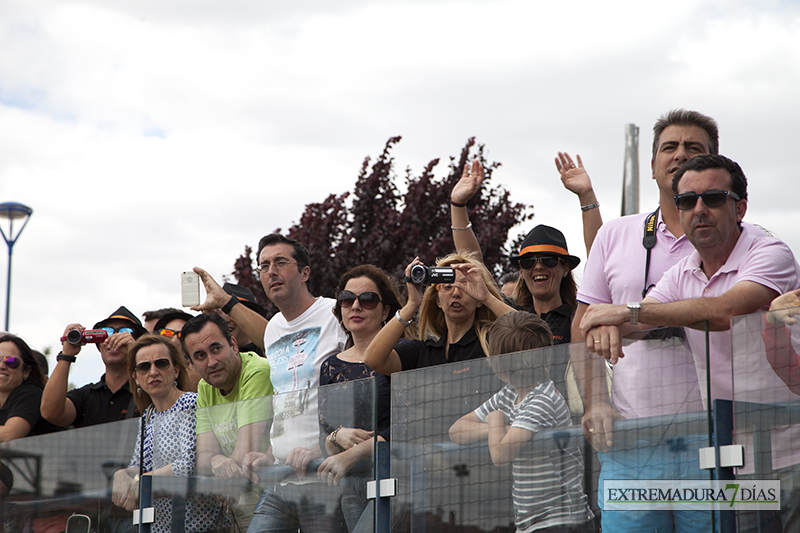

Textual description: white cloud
[1,0,799,382]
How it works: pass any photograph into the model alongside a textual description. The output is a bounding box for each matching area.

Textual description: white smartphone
[181,271,201,307]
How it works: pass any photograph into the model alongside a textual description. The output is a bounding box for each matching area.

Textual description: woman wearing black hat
[451,163,581,405]
[450,162,580,345]
[508,225,580,345]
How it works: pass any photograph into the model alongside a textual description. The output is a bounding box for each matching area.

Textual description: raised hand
[452,160,484,206]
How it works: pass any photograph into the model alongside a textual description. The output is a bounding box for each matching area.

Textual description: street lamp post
[0,202,33,331]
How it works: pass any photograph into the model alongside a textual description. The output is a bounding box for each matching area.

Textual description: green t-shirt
[196,351,273,457]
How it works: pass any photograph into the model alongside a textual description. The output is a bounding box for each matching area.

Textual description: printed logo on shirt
[267,327,322,394]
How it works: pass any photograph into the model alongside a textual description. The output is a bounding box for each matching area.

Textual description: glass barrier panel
[0,417,141,532]
[147,376,377,532]
[391,333,713,532]
[732,310,800,530]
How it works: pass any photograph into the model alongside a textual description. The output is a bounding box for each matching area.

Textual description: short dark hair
[142,307,183,323]
[256,234,310,271]
[498,271,519,287]
[652,109,719,160]
[127,335,190,412]
[180,313,233,359]
[484,312,553,389]
[672,154,748,201]
[0,334,47,390]
[332,264,405,339]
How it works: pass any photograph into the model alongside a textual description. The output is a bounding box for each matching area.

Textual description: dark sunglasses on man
[673,189,740,211]
[337,290,382,310]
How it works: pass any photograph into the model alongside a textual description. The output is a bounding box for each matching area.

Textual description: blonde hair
[417,252,503,342]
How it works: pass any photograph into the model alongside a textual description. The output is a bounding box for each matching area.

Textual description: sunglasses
[158,328,182,339]
[101,326,134,336]
[337,290,382,310]
[0,355,21,369]
[518,255,561,270]
[673,189,740,211]
[135,358,172,374]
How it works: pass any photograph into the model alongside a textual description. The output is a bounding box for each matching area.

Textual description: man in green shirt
[182,312,273,530]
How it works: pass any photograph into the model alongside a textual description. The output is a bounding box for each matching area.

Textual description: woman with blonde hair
[364,252,513,374]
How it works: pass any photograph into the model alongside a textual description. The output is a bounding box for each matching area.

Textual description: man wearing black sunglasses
[582,154,799,383]
[570,110,723,532]
[580,154,800,531]
[41,306,147,429]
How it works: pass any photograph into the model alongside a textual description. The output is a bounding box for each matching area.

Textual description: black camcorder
[409,265,456,285]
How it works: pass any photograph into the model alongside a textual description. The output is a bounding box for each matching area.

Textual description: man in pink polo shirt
[570,110,719,532]
[581,154,800,532]
[580,154,799,397]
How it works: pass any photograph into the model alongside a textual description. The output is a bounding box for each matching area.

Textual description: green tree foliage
[229,137,532,317]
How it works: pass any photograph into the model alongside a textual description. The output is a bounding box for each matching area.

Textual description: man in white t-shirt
[245,233,348,533]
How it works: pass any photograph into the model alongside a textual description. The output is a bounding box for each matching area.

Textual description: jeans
[339,476,369,533]
[247,482,346,533]
[598,435,713,532]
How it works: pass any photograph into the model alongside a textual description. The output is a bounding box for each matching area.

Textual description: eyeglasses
[337,290,382,310]
[100,326,134,336]
[135,358,172,374]
[255,259,298,275]
[436,284,457,292]
[518,255,562,270]
[673,189,740,211]
[158,328,182,339]
[0,356,21,369]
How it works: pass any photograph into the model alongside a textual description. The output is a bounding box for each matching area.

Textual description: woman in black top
[364,253,513,375]
[316,264,407,532]
[0,334,62,441]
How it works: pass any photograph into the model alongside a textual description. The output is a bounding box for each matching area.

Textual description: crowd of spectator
[1,108,800,533]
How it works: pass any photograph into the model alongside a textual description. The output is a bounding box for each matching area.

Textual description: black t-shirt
[527,302,574,405]
[396,326,485,371]
[319,354,391,443]
[536,302,573,346]
[0,381,63,436]
[66,375,139,428]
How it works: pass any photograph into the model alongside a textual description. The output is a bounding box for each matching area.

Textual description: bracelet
[450,200,467,208]
[221,295,240,314]
[451,222,472,231]
[56,352,77,363]
[581,201,600,212]
[330,426,345,452]
[395,310,413,327]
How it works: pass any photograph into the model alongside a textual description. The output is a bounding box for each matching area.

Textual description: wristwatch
[56,352,77,363]
[627,302,642,325]
[221,295,240,314]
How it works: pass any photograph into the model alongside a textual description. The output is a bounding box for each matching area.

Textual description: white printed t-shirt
[264,296,347,464]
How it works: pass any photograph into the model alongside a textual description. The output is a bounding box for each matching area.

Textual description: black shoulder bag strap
[642,207,660,299]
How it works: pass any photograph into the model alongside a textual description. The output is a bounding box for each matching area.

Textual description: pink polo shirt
[648,223,800,404]
[577,210,704,419]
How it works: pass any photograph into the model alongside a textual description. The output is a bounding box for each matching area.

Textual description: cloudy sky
[1,0,799,385]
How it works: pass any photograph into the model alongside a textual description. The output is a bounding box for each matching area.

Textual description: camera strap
[641,207,659,299]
